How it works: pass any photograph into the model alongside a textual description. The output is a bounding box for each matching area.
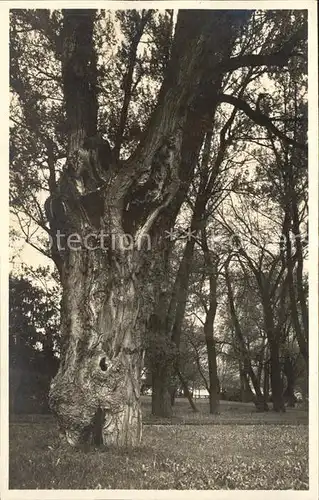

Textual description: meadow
[9,397,308,490]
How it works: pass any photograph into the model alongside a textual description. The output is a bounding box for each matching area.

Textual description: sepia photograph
[2,2,318,496]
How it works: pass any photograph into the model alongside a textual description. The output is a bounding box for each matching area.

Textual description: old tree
[10,9,307,446]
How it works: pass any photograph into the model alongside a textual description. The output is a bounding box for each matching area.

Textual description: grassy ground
[9,397,308,490]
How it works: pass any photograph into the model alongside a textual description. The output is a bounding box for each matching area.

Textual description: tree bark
[49,247,144,446]
[148,82,220,417]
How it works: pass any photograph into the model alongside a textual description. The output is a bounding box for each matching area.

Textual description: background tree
[9,267,60,414]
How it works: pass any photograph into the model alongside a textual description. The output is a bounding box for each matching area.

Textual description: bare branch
[218,93,307,151]
[219,23,307,73]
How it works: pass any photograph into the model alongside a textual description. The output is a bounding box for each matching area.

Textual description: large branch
[220,49,301,74]
[203,71,252,199]
[218,94,307,151]
[219,23,307,73]
[114,10,152,159]
[114,11,251,204]
[62,9,98,150]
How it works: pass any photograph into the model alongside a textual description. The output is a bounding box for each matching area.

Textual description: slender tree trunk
[206,335,220,413]
[176,368,198,412]
[256,336,266,387]
[262,298,285,412]
[283,215,308,366]
[203,281,220,414]
[239,359,245,400]
[268,338,285,412]
[236,247,287,412]
[300,373,309,410]
[263,301,285,412]
[283,356,296,407]
[291,187,308,340]
[170,385,177,406]
[155,178,206,414]
[239,361,254,402]
[202,227,220,414]
[284,217,308,409]
[225,262,268,411]
[114,12,151,158]
[263,359,270,405]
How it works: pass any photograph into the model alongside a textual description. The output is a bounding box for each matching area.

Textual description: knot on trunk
[123,132,181,233]
[66,135,114,196]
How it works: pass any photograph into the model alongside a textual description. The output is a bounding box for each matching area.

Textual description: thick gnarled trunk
[49,247,143,447]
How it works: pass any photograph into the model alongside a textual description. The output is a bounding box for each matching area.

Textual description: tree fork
[49,9,253,447]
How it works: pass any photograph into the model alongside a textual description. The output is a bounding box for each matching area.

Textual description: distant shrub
[10,368,52,414]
